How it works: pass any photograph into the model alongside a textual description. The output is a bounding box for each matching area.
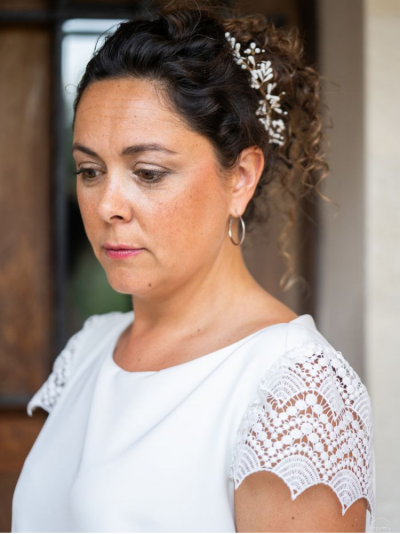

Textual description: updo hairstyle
[72,0,330,291]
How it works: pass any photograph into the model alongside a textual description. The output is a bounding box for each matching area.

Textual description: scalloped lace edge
[228,340,376,527]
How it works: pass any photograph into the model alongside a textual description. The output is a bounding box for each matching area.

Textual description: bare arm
[234,471,367,532]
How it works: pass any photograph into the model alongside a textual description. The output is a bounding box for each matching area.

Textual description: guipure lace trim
[229,341,375,524]
[27,312,123,416]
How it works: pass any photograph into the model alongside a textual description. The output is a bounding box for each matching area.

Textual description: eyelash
[73,167,166,184]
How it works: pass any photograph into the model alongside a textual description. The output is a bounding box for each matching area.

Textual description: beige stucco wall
[365,0,400,529]
[318,0,400,530]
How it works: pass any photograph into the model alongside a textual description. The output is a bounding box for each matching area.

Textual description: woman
[12,2,375,532]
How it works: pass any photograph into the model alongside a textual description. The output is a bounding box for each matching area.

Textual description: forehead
[73,77,197,149]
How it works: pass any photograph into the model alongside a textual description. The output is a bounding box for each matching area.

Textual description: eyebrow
[71,142,178,157]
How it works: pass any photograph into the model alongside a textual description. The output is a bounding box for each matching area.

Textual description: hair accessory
[225,31,288,146]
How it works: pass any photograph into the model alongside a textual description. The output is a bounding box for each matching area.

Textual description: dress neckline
[107,312,317,376]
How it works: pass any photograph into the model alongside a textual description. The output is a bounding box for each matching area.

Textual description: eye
[72,167,166,184]
[73,167,99,180]
[135,169,166,184]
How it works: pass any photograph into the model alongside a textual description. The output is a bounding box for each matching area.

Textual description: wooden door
[0,15,53,533]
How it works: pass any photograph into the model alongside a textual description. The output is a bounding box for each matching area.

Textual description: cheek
[76,184,99,235]
[150,169,227,252]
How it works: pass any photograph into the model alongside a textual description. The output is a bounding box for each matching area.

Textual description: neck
[129,241,263,338]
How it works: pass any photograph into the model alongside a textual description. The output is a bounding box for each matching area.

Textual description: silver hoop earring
[228,212,246,246]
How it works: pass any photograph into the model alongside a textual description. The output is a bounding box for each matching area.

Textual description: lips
[103,243,143,251]
[103,246,144,259]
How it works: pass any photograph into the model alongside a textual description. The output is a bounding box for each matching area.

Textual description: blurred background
[0,0,398,531]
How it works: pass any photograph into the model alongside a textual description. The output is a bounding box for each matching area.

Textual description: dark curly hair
[72,0,331,292]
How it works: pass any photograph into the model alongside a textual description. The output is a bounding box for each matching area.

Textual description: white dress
[11,311,376,532]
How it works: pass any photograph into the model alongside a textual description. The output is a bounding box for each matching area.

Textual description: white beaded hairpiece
[225,31,288,146]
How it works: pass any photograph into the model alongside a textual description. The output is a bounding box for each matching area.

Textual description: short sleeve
[229,340,375,525]
[26,314,107,416]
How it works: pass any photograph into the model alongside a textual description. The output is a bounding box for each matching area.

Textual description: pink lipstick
[103,243,144,259]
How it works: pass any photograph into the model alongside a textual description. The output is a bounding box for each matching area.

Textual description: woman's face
[72,78,235,298]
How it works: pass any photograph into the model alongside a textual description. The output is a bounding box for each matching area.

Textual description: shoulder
[230,321,375,529]
[26,311,132,416]
[67,311,133,361]
[237,314,333,379]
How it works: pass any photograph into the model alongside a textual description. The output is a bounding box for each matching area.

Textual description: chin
[105,270,154,297]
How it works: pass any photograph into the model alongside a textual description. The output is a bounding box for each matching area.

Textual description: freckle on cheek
[148,283,152,287]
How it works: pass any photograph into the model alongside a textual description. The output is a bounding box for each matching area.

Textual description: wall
[317,0,366,377]
[365,0,400,530]
[318,0,400,529]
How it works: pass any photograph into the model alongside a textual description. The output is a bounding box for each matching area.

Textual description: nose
[96,173,134,223]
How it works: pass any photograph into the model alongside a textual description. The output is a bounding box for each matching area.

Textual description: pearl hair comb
[225,31,288,146]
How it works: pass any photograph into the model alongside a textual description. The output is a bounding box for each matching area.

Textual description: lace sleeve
[26,314,107,416]
[229,340,375,525]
